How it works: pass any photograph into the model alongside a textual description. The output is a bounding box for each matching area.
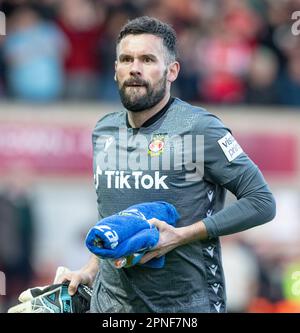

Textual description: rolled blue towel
[85,201,179,268]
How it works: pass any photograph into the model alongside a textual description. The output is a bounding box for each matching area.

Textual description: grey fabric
[203,166,276,238]
[90,98,275,313]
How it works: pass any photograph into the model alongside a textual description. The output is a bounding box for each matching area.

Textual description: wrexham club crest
[148,134,166,157]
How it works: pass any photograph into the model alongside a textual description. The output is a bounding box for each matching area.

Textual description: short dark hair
[117,16,177,63]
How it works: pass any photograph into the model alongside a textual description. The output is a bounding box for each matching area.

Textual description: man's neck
[127,93,171,128]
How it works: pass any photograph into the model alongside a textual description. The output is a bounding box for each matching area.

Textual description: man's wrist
[177,221,208,245]
[81,255,99,280]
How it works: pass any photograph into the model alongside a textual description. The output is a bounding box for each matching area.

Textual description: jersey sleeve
[202,166,276,238]
[198,114,276,238]
[202,115,256,185]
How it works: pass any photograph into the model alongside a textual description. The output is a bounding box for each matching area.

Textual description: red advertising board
[0,123,93,175]
[0,122,297,177]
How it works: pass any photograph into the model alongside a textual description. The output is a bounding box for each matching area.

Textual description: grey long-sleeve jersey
[90,97,276,313]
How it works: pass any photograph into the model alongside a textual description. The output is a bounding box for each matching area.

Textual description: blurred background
[0,0,300,313]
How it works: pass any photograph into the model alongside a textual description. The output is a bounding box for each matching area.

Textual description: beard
[117,71,167,112]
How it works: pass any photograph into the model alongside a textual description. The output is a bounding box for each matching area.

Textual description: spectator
[0,183,35,312]
[278,54,300,106]
[175,27,202,102]
[0,0,299,105]
[3,5,67,102]
[57,0,104,100]
[245,47,280,105]
[194,5,259,104]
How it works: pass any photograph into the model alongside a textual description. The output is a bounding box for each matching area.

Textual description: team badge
[148,134,166,157]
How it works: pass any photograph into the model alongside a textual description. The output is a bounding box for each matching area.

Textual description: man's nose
[130,59,142,76]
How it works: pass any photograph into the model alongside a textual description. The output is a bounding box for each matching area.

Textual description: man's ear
[167,61,180,83]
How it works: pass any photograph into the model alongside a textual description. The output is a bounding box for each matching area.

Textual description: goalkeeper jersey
[90,97,275,313]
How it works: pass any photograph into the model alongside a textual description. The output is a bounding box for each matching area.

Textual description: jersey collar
[126,96,175,129]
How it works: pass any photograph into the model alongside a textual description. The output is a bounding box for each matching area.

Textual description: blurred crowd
[0,165,35,312]
[0,0,300,105]
[1,0,300,314]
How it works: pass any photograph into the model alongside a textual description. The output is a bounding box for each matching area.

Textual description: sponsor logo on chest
[94,168,168,190]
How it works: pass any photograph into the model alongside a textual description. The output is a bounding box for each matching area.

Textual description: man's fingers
[148,218,160,225]
[139,250,160,264]
[55,272,79,295]
[55,272,73,284]
[68,275,81,296]
[148,218,166,229]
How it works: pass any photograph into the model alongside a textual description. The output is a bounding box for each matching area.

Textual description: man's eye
[144,57,153,63]
[121,57,132,63]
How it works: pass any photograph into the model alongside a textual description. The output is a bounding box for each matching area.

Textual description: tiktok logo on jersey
[94,168,168,190]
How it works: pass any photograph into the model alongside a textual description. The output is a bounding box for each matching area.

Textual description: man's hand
[139,218,183,264]
[139,218,208,264]
[7,266,94,313]
[55,255,99,296]
[55,268,95,296]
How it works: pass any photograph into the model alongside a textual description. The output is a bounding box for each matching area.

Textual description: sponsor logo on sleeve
[217,133,243,162]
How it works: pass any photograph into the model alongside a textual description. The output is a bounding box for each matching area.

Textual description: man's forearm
[202,166,276,238]
[140,218,208,264]
[178,221,208,244]
[171,169,275,245]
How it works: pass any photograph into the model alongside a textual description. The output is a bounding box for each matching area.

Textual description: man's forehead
[117,34,164,55]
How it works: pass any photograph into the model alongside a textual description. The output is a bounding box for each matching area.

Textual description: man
[57,16,276,313]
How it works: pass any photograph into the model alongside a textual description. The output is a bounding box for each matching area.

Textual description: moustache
[123,79,149,88]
